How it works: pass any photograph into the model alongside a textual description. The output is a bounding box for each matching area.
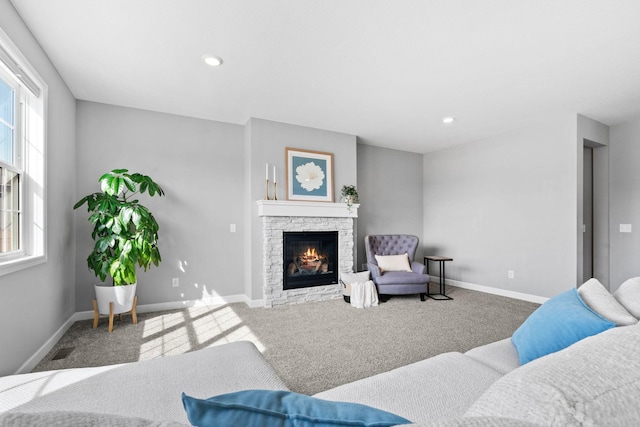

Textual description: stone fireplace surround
[257,200,359,307]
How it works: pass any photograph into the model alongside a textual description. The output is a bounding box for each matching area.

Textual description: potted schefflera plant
[341,184,359,212]
[74,169,164,331]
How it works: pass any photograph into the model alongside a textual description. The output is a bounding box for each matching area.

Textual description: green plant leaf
[131,209,142,228]
[98,172,113,182]
[73,196,89,210]
[112,218,122,235]
[96,236,111,252]
[120,206,133,225]
[77,169,164,285]
[100,175,112,194]
[112,177,124,196]
[123,176,136,193]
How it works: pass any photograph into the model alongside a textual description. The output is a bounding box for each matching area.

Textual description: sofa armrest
[367,262,382,278]
[411,261,426,274]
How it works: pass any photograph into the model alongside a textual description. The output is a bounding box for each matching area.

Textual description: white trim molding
[437,276,549,305]
[256,200,358,218]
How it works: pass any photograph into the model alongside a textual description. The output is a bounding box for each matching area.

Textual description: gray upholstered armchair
[365,234,430,301]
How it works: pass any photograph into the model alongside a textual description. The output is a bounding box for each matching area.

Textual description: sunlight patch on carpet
[190,306,242,344]
[139,327,191,360]
[137,304,266,360]
[142,311,186,338]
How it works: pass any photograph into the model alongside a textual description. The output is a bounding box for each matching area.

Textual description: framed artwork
[286,147,334,202]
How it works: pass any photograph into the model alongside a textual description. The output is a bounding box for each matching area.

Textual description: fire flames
[302,247,319,261]
[287,245,329,276]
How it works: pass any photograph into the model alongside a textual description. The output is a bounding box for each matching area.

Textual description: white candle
[273,166,276,183]
[265,163,269,180]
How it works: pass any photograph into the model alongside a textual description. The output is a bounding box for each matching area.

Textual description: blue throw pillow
[511,288,616,365]
[182,390,410,427]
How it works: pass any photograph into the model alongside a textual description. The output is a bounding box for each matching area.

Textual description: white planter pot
[94,283,137,315]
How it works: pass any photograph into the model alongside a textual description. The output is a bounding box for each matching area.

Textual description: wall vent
[51,347,75,361]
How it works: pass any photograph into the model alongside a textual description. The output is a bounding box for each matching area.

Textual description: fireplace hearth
[257,200,358,307]
[283,231,338,290]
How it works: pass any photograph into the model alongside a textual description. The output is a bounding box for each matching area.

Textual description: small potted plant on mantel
[341,185,359,212]
[74,169,164,332]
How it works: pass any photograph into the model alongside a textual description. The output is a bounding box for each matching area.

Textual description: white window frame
[0,27,47,277]
[0,71,22,255]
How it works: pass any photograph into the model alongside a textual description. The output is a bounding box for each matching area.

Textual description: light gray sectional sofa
[2,278,640,426]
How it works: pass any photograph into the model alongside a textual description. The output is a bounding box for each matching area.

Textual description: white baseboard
[434,276,549,305]
[15,313,78,374]
[73,293,262,321]
[245,298,265,308]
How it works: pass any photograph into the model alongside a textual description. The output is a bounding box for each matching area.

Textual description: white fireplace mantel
[256,200,359,218]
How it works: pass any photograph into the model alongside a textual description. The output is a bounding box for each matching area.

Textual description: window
[0,27,46,276]
[1,75,19,254]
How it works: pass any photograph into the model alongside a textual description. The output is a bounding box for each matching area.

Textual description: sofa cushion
[314,352,503,423]
[511,288,615,364]
[578,278,637,325]
[182,390,410,427]
[614,276,640,318]
[375,253,412,272]
[464,339,520,375]
[465,325,640,425]
[0,411,188,427]
[409,417,540,426]
[374,271,430,286]
[0,341,287,423]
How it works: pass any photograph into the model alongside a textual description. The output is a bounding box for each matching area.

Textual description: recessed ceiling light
[442,117,455,125]
[202,55,223,67]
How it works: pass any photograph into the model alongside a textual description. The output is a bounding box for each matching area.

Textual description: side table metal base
[424,256,454,301]
[427,293,453,301]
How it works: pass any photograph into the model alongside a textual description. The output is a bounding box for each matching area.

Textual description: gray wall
[609,116,640,291]
[423,116,577,298]
[0,3,76,376]
[356,143,424,270]
[75,101,245,311]
[244,118,357,300]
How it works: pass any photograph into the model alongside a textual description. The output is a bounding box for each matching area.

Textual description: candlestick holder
[272,182,277,200]
[265,179,270,200]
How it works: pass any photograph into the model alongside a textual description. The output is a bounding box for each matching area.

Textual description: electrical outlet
[508,270,514,279]
[172,277,179,287]
[620,224,632,233]
[230,223,236,233]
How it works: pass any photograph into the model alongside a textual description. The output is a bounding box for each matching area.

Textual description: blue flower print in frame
[286,148,334,202]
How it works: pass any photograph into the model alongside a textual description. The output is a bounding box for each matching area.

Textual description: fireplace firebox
[283,231,339,290]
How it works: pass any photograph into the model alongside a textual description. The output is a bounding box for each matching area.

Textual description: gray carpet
[33,287,537,395]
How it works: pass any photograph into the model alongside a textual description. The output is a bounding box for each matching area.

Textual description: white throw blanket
[350,280,379,308]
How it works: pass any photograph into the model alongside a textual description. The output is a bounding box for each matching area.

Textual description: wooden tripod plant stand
[92,296,138,333]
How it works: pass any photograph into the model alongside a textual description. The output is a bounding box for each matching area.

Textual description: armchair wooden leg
[108,302,114,333]
[94,298,137,332]
[420,293,426,302]
[92,300,99,329]
[131,296,138,324]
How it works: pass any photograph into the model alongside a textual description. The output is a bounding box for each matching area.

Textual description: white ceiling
[9,0,640,153]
